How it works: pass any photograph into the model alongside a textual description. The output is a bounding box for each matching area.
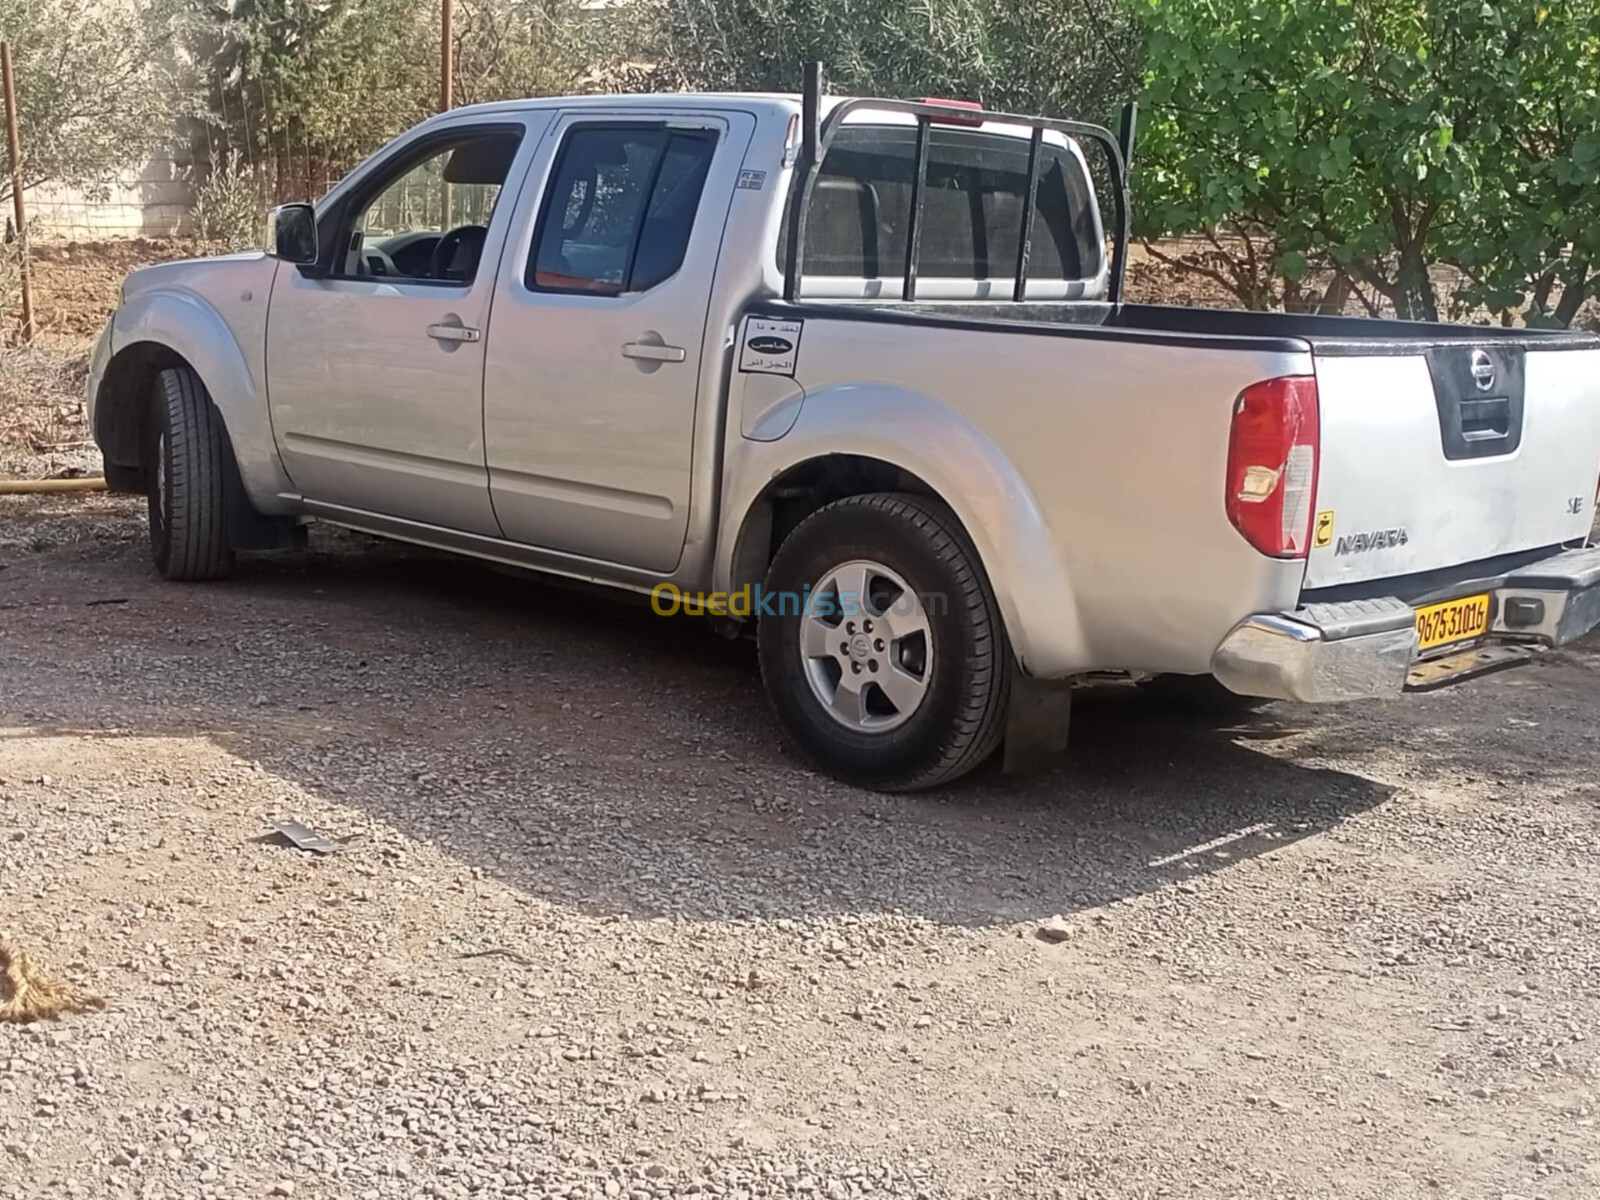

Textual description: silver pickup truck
[87,74,1600,791]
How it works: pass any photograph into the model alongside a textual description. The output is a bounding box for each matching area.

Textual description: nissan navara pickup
[86,78,1600,790]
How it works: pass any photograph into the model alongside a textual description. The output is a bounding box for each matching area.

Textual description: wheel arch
[724,453,938,615]
[99,289,296,514]
[93,341,193,485]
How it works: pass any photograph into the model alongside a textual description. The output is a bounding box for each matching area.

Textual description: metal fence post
[441,0,454,112]
[1,41,36,343]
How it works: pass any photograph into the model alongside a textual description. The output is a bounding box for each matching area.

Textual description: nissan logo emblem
[1470,349,1496,393]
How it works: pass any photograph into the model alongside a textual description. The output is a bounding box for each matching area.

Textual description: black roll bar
[781,62,1136,307]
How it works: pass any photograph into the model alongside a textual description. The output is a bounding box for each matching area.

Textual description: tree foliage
[178,0,603,200]
[643,0,1141,126]
[1136,0,1600,325]
[0,0,177,209]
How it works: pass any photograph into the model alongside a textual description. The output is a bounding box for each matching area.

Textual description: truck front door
[481,110,754,573]
[265,114,548,536]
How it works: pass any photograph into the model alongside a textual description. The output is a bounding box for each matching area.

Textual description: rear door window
[529,125,718,295]
[788,124,1103,288]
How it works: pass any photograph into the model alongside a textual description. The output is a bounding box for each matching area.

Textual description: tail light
[1226,376,1320,558]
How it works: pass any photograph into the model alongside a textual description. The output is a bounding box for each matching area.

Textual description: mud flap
[1002,674,1073,774]
[221,429,306,552]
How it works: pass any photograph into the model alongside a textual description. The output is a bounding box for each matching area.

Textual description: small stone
[1035,916,1074,943]
[271,1185,295,1198]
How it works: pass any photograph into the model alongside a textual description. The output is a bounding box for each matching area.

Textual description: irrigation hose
[0,477,108,495]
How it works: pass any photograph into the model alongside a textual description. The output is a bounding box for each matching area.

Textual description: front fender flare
[108,289,295,515]
[719,382,1088,678]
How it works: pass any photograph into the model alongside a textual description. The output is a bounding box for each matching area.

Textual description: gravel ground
[2,495,1598,1200]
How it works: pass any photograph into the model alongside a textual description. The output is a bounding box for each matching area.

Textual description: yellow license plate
[1414,594,1491,652]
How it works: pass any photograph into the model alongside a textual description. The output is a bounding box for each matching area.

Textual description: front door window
[344,130,522,284]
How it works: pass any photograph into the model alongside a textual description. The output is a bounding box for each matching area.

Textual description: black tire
[147,366,234,582]
[758,492,1011,792]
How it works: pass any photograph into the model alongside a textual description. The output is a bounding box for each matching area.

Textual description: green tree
[639,0,1140,127]
[1135,0,1600,325]
[0,0,176,210]
[180,0,601,201]
[1449,2,1600,328]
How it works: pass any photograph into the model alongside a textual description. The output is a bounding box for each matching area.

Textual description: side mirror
[266,203,319,266]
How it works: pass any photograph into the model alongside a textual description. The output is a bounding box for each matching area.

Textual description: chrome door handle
[427,323,481,343]
[622,342,686,363]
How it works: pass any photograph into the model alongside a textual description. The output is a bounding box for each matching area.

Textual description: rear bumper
[1211,545,1600,702]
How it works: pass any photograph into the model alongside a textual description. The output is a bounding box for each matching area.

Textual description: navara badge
[1335,528,1410,556]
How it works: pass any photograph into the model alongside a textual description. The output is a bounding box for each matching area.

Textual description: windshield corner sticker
[1313,509,1335,549]
[739,318,803,376]
[736,169,768,191]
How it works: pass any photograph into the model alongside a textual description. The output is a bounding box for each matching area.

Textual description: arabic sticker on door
[739,318,803,376]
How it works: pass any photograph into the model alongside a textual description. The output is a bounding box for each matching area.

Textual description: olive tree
[180,0,603,203]
[0,0,176,210]
[640,0,1141,125]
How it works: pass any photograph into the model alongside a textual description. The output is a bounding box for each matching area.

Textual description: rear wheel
[758,493,1011,791]
[147,366,234,582]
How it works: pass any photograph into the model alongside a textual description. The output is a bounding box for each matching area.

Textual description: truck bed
[750,296,1600,643]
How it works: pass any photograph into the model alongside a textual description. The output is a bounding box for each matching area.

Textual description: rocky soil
[2,495,1598,1200]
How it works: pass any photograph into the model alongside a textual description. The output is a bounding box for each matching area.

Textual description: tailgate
[1304,343,1600,590]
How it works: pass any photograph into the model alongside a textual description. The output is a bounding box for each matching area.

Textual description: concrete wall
[27,152,194,242]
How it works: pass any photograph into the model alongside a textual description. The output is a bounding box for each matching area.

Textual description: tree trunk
[1394,249,1438,322]
[1553,263,1591,328]
[1314,271,1353,316]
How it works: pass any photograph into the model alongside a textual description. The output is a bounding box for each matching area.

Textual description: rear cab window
[782,122,1106,300]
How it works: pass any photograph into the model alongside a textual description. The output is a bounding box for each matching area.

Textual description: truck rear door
[481,108,756,573]
[1304,341,1600,598]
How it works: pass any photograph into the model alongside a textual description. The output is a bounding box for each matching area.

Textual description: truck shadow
[11,533,1396,929]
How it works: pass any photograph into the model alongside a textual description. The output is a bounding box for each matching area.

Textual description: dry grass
[0,341,97,481]
[0,936,106,1023]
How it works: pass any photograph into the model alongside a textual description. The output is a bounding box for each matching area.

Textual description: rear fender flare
[720,382,1088,677]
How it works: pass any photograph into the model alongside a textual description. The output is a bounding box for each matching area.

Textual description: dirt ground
[2,242,1599,1200]
[2,493,1599,1200]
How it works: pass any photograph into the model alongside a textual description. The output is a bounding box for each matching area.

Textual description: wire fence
[25,156,194,241]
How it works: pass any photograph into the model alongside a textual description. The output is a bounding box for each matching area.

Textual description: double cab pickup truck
[87,72,1600,791]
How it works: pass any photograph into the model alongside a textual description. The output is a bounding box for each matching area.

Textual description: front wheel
[147,366,234,582]
[757,493,1011,791]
